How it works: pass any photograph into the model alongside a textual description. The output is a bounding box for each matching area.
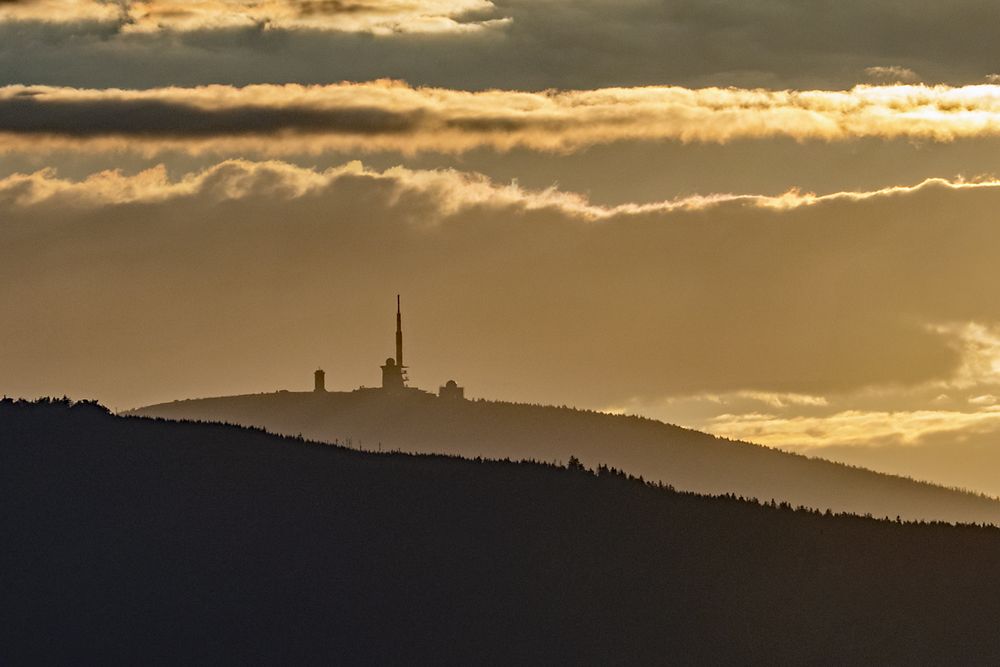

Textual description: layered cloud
[12,83,1000,156]
[865,66,921,84]
[2,0,1000,90]
[0,0,121,23]
[711,408,1000,451]
[7,156,1000,215]
[0,0,505,34]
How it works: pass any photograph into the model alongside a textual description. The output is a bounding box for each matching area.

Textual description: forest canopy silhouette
[4,398,1000,664]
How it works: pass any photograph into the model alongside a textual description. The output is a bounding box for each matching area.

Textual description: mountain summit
[131,296,1000,524]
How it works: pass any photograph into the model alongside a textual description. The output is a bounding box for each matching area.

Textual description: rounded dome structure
[385,358,396,367]
[439,379,465,400]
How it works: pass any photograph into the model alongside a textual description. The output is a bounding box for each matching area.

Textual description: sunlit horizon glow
[709,408,1000,450]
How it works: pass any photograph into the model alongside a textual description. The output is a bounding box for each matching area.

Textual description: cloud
[7,156,1000,214]
[605,357,1000,497]
[0,0,121,24]
[865,66,920,84]
[12,82,1000,156]
[734,392,830,409]
[0,0,506,34]
[3,0,1000,91]
[0,158,616,213]
[797,430,1000,498]
[708,408,1000,450]
[695,321,1000,443]
[704,403,1000,498]
[706,406,1000,497]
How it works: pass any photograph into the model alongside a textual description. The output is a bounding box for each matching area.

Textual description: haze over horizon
[5,0,1000,497]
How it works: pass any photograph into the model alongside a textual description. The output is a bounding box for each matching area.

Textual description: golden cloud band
[7,82,1000,155]
[3,158,996,212]
[0,0,505,34]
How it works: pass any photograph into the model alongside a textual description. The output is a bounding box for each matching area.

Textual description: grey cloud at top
[1,0,999,89]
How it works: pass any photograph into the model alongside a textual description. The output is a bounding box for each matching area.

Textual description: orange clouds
[5,157,999,215]
[709,408,1000,450]
[10,82,1000,156]
[0,0,121,23]
[0,0,505,34]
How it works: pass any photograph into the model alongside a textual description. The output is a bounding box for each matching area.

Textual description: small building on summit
[314,369,326,393]
[438,380,465,400]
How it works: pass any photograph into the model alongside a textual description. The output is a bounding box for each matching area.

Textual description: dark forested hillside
[3,398,1000,665]
[132,390,1000,524]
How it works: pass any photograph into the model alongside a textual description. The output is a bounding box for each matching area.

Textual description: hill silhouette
[3,398,1000,664]
[131,390,1000,524]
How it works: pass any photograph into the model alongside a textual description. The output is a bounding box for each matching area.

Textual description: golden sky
[4,0,1000,496]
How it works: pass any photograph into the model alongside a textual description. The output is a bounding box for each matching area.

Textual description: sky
[4,0,1000,496]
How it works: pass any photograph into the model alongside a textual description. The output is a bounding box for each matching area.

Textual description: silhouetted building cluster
[313,295,466,400]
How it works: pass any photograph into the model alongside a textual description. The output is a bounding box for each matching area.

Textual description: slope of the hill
[4,398,1000,665]
[131,390,1000,524]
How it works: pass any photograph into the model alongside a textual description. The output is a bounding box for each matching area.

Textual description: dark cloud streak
[0,95,420,137]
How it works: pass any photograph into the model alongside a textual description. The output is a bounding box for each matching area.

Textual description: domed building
[438,379,465,400]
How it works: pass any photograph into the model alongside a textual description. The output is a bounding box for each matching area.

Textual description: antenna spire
[395,294,403,367]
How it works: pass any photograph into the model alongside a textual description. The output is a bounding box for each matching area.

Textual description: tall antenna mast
[395,294,403,367]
